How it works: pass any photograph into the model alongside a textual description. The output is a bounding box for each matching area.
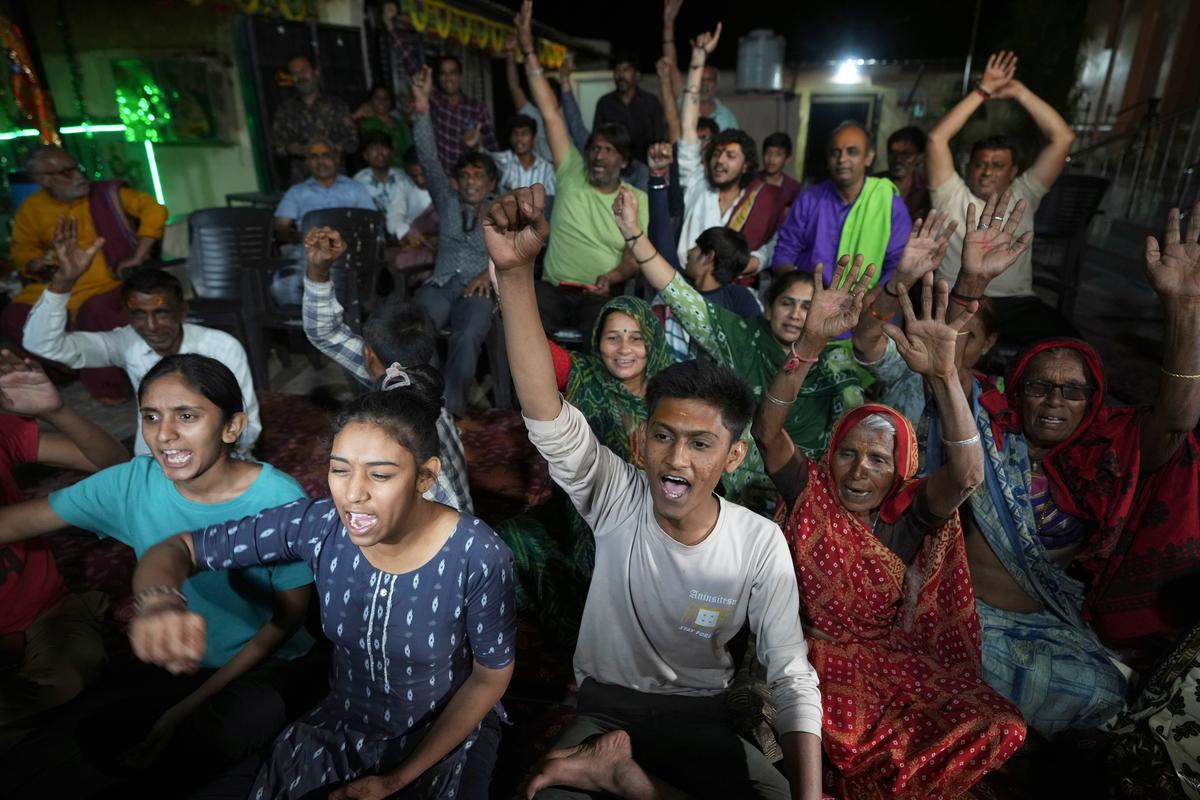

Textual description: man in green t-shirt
[516,2,648,348]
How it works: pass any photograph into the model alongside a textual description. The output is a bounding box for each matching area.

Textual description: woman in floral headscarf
[752,270,1025,800]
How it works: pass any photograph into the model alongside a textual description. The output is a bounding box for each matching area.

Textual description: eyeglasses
[37,163,83,178]
[1020,379,1093,401]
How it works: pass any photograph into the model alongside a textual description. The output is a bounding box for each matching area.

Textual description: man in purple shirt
[427,55,498,176]
[772,121,912,291]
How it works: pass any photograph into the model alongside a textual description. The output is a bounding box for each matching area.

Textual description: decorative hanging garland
[0,17,59,144]
[399,0,567,68]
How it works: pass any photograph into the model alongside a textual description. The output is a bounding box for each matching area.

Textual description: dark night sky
[494,0,990,68]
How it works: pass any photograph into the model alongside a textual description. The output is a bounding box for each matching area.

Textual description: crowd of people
[0,0,1198,798]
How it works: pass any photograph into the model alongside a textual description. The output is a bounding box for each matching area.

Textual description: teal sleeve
[47,462,133,543]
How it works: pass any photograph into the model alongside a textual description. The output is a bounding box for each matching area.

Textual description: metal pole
[961,0,983,95]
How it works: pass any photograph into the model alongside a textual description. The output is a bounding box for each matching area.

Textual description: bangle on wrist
[949,290,980,307]
[941,433,981,448]
[634,248,659,265]
[623,231,644,244]
[133,585,188,616]
[883,281,901,298]
[525,67,543,77]
[1161,367,1200,380]
[868,306,891,322]
[973,82,992,99]
[764,389,797,406]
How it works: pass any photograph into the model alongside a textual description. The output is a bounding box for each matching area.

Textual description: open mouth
[1036,414,1067,428]
[840,484,873,503]
[160,449,193,469]
[345,511,379,536]
[660,474,691,501]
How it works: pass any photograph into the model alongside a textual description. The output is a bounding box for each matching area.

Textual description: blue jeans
[415,278,494,417]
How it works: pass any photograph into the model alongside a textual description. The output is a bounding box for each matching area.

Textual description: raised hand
[0,349,63,417]
[883,273,977,380]
[664,0,683,26]
[463,125,482,149]
[410,65,433,112]
[482,184,550,273]
[961,190,1032,281]
[979,50,1017,95]
[1145,202,1200,302]
[611,185,642,239]
[691,22,722,57]
[514,0,535,55]
[655,56,673,84]
[802,255,877,341]
[894,209,957,288]
[50,216,105,290]
[646,141,673,175]
[558,53,573,86]
[304,226,347,282]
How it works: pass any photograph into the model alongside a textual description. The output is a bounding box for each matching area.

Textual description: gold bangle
[1161,367,1200,380]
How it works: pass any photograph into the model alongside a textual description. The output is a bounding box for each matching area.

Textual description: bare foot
[526,730,657,799]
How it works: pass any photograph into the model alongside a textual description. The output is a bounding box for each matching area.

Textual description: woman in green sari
[612,185,866,497]
[497,295,673,646]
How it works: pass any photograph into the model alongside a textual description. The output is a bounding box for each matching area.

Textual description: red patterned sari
[784,405,1025,799]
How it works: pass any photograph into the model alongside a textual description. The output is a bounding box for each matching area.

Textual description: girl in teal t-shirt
[0,354,314,789]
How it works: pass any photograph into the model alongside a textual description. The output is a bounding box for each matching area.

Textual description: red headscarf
[978,338,1141,570]
[826,403,921,525]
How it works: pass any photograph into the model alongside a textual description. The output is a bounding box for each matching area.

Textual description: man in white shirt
[352,132,432,242]
[22,220,260,456]
[471,114,556,204]
[484,182,822,800]
[927,50,1077,344]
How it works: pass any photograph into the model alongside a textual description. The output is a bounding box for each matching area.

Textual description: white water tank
[737,29,785,91]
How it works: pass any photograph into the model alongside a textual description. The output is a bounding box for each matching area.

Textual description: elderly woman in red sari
[751,263,1026,799]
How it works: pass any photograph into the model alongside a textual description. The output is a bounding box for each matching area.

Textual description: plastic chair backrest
[187,207,274,300]
[1033,175,1110,240]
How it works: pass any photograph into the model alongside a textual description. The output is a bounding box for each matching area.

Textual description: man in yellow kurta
[3,146,167,400]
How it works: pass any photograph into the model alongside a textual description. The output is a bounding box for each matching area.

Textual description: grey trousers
[534,679,790,800]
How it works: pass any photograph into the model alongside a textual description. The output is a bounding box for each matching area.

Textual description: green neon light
[144,140,164,206]
[0,124,128,141]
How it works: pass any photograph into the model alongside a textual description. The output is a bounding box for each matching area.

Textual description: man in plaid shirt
[428,55,498,176]
[300,227,474,514]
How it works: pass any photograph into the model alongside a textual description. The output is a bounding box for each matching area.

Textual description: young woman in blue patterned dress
[126,364,516,800]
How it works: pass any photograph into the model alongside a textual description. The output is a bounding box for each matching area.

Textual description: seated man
[884,125,931,221]
[0,350,128,745]
[301,225,472,514]
[409,66,499,418]
[517,7,648,346]
[760,132,802,208]
[927,50,1077,344]
[676,30,786,275]
[3,146,167,402]
[485,180,821,799]
[470,113,557,205]
[772,120,912,316]
[352,131,410,215]
[272,138,376,306]
[22,220,261,457]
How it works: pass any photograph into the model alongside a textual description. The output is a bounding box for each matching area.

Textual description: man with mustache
[593,53,665,179]
[675,24,786,276]
[3,146,167,402]
[927,50,1077,343]
[270,55,357,186]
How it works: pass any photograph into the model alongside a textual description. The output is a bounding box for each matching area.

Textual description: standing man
[593,53,665,168]
[662,0,739,132]
[410,66,499,418]
[884,126,931,221]
[427,55,498,177]
[772,121,912,299]
[675,27,786,274]
[4,146,167,402]
[516,1,648,344]
[270,55,358,186]
[927,50,1077,342]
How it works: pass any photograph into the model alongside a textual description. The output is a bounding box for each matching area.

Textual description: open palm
[895,209,955,285]
[804,255,876,340]
[482,185,550,273]
[962,190,1033,280]
[0,353,62,417]
[883,274,975,379]
[1145,202,1200,301]
[51,216,104,284]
